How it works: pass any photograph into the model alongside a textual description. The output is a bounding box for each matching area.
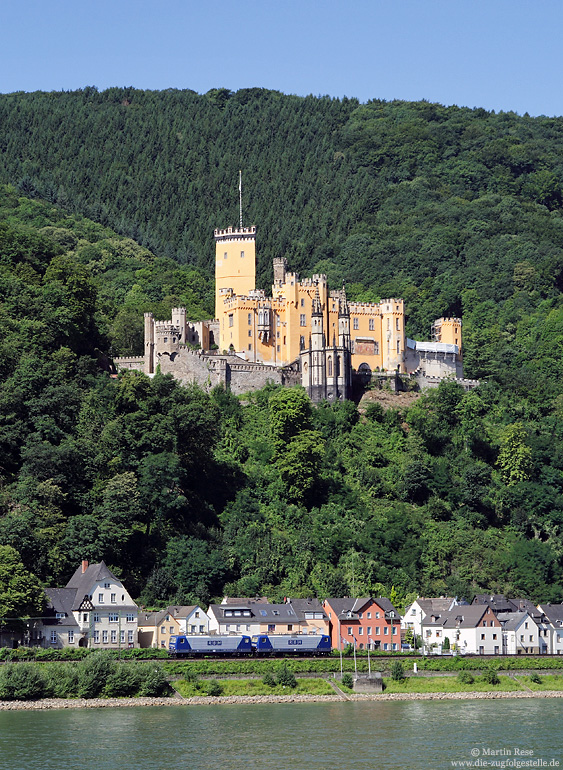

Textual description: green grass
[521,675,563,691]
[173,677,334,698]
[382,675,523,694]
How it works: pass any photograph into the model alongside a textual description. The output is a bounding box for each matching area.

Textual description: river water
[2,699,562,770]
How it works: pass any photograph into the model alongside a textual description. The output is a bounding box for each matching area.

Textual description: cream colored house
[41,560,138,649]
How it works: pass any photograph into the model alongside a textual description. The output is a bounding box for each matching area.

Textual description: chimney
[81,559,89,574]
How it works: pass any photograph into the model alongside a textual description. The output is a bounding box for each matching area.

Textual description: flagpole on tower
[239,170,243,229]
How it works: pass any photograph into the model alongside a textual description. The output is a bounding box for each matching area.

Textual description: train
[168,633,331,657]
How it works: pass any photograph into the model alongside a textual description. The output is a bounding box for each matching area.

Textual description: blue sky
[2,0,562,116]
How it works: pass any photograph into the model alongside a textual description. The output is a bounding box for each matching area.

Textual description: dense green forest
[2,87,563,613]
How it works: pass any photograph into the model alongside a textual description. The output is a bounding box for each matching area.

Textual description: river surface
[2,699,563,770]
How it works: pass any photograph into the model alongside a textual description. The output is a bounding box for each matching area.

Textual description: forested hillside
[2,87,563,610]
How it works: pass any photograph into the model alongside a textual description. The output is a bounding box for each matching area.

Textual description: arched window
[328,356,333,376]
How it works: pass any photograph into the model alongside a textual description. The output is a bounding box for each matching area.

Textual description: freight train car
[169,634,252,657]
[253,634,331,656]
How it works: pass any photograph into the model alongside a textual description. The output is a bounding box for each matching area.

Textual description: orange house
[323,597,402,651]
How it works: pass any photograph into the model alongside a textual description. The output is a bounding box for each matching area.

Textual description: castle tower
[337,287,352,398]
[214,225,256,322]
[380,298,405,371]
[273,257,288,286]
[309,284,327,402]
[144,312,155,374]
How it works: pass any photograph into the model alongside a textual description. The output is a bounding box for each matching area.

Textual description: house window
[358,627,363,635]
[170,627,174,634]
[369,318,375,331]
[68,630,74,644]
[384,627,388,635]
[328,356,333,376]
[195,612,200,618]
[109,613,118,623]
[126,613,135,623]
[229,314,234,327]
[224,251,227,260]
[374,341,379,354]
[56,612,65,619]
[277,345,280,352]
[93,630,99,643]
[300,314,306,326]
[396,318,400,331]
[50,631,57,644]
[268,625,275,633]
[200,625,205,634]
[102,631,108,644]
[392,627,397,635]
[248,313,252,325]
[301,298,305,307]
[98,594,104,603]
[248,329,252,337]
[288,625,293,631]
[375,627,380,635]
[348,627,352,635]
[367,627,372,635]
[120,630,125,643]
[300,335,305,348]
[397,340,400,354]
[387,318,390,330]
[240,250,245,258]
[128,631,134,644]
[93,613,100,623]
[353,318,359,330]
[384,643,388,650]
[481,633,485,640]
[375,612,380,619]
[161,627,166,634]
[367,612,371,619]
[191,625,196,634]
[111,630,117,643]
[525,622,528,629]
[82,613,88,622]
[104,582,110,589]
[111,593,116,603]
[493,634,497,640]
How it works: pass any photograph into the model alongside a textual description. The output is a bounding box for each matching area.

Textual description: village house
[137,605,209,648]
[421,605,501,654]
[40,560,138,649]
[323,597,401,651]
[402,597,461,644]
[537,603,563,654]
[496,611,543,655]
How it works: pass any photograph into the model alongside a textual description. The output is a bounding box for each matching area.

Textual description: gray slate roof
[416,598,457,615]
[43,588,79,628]
[538,604,563,627]
[472,594,518,613]
[423,605,492,629]
[496,611,530,631]
[325,597,400,620]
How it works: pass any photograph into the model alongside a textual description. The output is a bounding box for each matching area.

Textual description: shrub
[390,662,405,682]
[276,662,297,688]
[0,663,45,701]
[138,665,170,697]
[457,671,475,685]
[103,665,142,697]
[262,671,276,687]
[204,679,223,696]
[482,668,500,685]
[43,663,80,698]
[77,652,116,699]
[341,672,354,689]
[529,672,542,684]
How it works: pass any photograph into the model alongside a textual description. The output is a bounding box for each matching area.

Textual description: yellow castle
[116,222,469,399]
[214,225,409,374]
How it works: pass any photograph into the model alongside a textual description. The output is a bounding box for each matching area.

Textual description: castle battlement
[214,226,256,242]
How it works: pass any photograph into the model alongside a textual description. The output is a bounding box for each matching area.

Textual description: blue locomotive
[169,634,252,657]
[168,633,331,657]
[253,634,331,656]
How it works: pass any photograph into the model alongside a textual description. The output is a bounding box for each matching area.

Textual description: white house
[537,604,563,654]
[421,605,502,655]
[41,560,138,649]
[137,605,210,648]
[497,611,541,655]
[402,598,460,644]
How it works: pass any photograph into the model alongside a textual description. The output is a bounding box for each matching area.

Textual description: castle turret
[309,284,327,402]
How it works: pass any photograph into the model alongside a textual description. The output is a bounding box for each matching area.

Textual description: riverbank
[3,689,563,711]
